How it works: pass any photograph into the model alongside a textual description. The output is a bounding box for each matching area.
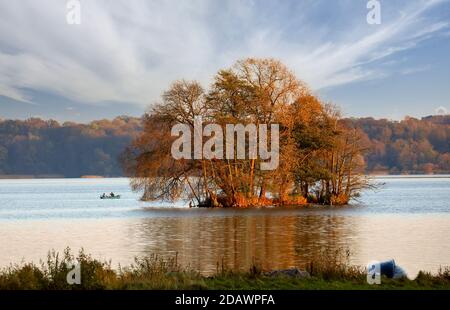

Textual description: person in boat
[110,192,115,197]
[101,193,106,198]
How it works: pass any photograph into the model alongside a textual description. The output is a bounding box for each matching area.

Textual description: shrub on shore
[1,248,449,290]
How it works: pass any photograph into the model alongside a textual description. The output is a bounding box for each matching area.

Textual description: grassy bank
[1,248,449,290]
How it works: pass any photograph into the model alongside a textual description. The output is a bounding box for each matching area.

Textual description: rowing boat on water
[100,195,121,199]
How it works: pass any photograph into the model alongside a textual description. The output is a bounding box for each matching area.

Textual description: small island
[122,58,372,208]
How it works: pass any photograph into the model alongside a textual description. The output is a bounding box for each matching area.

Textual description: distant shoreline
[370,174,450,179]
[0,174,449,180]
[0,175,105,179]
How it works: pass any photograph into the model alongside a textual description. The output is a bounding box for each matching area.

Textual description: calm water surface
[0,176,449,277]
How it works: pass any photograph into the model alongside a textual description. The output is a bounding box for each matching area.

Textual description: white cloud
[400,65,431,75]
[435,106,448,115]
[0,0,448,107]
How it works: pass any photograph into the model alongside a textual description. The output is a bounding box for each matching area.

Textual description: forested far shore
[0,114,448,178]
[0,116,142,178]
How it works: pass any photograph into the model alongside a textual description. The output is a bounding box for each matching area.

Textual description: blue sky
[0,0,449,122]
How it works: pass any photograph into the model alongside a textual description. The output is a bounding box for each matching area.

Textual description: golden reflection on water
[1,212,450,277]
[130,214,357,274]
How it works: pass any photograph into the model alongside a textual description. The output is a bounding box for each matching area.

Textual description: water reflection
[1,210,450,278]
[129,212,359,274]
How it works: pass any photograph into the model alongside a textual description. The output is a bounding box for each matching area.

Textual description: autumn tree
[123,58,372,207]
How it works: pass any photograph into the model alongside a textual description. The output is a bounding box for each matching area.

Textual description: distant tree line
[0,106,448,180]
[344,115,450,174]
[0,116,142,177]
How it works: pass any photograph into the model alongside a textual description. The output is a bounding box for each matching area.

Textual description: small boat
[100,194,121,199]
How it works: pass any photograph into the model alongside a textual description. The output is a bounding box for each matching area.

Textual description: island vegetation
[122,58,373,207]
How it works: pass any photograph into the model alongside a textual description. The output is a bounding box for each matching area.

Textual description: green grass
[0,248,449,290]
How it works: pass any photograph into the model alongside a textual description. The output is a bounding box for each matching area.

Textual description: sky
[0,0,449,122]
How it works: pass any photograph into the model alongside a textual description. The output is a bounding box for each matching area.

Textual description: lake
[0,176,449,278]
